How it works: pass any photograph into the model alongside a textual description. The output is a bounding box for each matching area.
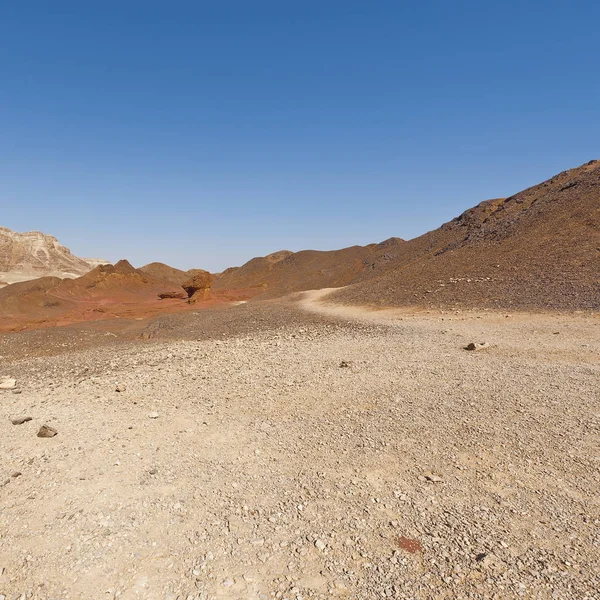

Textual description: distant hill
[0,226,109,285]
[212,239,405,297]
[139,262,204,286]
[332,160,600,310]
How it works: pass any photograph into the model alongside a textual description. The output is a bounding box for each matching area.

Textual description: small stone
[339,361,350,368]
[11,417,33,425]
[464,342,489,351]
[37,425,58,438]
[315,539,326,551]
[423,472,443,483]
[115,385,126,392]
[0,378,16,390]
[148,468,158,475]
[11,472,22,478]
[148,412,160,419]
[221,577,235,588]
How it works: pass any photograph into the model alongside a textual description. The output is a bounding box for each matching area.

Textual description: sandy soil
[0,292,598,599]
[0,272,80,285]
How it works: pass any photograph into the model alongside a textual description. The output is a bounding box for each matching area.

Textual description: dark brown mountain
[332,160,600,310]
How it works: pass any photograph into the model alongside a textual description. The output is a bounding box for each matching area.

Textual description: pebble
[37,425,58,438]
[10,416,33,425]
[221,577,235,588]
[464,342,490,351]
[315,539,326,551]
[148,412,160,419]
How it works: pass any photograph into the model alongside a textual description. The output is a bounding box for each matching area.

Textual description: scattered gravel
[0,298,598,599]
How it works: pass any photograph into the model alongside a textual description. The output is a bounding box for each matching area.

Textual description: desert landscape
[0,161,599,599]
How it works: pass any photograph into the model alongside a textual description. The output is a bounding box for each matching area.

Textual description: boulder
[182,270,213,303]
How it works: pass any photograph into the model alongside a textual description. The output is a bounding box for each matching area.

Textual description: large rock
[182,271,213,303]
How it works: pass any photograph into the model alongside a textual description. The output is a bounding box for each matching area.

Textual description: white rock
[0,378,16,390]
[315,539,326,551]
[147,412,160,419]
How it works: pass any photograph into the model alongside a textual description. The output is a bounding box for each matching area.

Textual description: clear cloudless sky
[1,1,599,270]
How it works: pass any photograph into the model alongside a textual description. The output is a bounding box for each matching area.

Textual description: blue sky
[1,1,598,270]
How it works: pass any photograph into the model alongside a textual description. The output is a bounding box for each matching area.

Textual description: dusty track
[0,295,598,599]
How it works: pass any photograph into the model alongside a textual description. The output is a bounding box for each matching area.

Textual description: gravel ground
[0,294,599,599]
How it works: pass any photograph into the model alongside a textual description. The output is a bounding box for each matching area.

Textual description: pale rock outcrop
[0,226,109,284]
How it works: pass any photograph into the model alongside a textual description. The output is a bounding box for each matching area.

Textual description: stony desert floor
[0,292,599,600]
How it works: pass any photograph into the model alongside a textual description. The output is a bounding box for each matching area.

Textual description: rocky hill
[215,160,600,311]
[139,262,205,286]
[0,227,108,285]
[331,160,600,310]
[0,260,184,331]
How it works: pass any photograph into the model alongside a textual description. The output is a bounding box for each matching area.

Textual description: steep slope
[0,227,109,284]
[332,160,600,310]
[213,239,405,298]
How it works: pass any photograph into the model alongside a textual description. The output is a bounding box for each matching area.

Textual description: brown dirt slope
[213,239,405,298]
[0,260,190,331]
[331,160,600,311]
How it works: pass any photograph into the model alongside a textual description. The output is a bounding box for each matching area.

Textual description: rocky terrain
[0,227,108,285]
[0,260,198,332]
[0,295,598,599]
